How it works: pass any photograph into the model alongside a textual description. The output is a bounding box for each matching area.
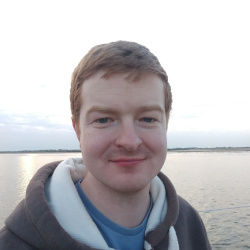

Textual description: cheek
[157,138,167,161]
[80,130,112,159]
[145,130,167,151]
[154,134,167,168]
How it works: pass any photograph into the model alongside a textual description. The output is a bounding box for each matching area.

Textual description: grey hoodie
[0,161,211,250]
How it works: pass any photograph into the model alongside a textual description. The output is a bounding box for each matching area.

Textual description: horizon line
[1,146,250,154]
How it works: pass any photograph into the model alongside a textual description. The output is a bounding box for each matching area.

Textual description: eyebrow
[86,105,165,116]
[136,105,165,113]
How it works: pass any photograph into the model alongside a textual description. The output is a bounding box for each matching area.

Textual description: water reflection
[18,154,36,199]
[163,152,250,249]
[1,152,250,249]
[0,153,80,229]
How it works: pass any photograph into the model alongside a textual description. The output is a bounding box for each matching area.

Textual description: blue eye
[98,118,109,123]
[142,117,154,123]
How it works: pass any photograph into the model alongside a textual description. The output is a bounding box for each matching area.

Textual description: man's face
[74,72,167,194]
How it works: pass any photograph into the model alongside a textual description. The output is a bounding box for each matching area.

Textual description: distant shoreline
[1,147,250,154]
[0,149,82,154]
[168,147,250,152]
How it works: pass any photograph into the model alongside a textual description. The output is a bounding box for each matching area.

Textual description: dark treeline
[0,149,81,154]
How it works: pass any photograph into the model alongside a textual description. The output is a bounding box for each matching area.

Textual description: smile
[110,158,145,167]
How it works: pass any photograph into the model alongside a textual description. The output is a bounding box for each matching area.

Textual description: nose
[115,122,142,151]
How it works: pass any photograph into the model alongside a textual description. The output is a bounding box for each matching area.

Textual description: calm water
[0,152,250,249]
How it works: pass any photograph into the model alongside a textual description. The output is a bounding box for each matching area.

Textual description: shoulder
[175,196,212,250]
[0,226,36,250]
[177,196,200,217]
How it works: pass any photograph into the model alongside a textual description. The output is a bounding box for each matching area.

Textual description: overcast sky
[0,0,250,151]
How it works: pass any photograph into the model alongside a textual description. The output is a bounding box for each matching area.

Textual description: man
[0,41,211,249]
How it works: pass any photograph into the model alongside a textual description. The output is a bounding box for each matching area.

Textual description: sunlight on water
[18,155,36,198]
[0,153,81,229]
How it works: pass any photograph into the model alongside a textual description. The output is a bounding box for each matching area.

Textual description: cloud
[0,1,250,150]
[167,130,250,149]
[169,101,250,133]
[0,111,78,151]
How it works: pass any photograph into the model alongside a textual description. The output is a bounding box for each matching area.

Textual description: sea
[0,151,250,249]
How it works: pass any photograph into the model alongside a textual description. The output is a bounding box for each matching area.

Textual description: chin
[109,175,152,194]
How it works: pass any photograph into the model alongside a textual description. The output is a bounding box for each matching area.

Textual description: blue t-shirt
[75,181,153,250]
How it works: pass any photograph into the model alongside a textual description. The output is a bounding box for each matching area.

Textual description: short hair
[70,40,172,125]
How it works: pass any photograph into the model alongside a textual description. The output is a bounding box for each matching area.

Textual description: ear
[72,117,81,142]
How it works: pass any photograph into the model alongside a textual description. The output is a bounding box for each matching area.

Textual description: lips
[110,158,145,167]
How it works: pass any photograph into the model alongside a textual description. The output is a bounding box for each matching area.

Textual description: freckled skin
[74,72,168,196]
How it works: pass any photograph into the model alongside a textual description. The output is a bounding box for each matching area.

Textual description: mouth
[110,158,145,167]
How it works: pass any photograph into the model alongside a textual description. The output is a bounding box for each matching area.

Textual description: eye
[142,117,155,123]
[97,118,109,123]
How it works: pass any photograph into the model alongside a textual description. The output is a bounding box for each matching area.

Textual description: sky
[0,0,250,151]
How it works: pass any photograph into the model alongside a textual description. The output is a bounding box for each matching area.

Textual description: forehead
[80,71,165,112]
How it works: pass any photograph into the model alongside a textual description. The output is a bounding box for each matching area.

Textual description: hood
[4,159,180,250]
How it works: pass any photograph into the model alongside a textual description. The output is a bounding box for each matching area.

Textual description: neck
[81,174,151,228]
